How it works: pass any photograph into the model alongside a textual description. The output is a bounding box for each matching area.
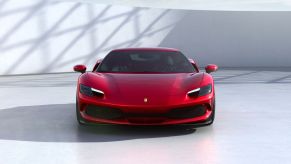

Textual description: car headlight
[187,84,212,97]
[80,84,104,97]
[198,84,212,96]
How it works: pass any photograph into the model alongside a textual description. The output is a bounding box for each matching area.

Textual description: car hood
[83,72,204,106]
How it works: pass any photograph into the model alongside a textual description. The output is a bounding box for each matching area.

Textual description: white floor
[0,69,291,164]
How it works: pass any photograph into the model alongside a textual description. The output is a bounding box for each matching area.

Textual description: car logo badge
[144,98,148,103]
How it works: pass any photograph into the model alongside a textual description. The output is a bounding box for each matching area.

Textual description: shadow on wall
[159,11,291,67]
[2,0,291,75]
[0,104,196,142]
[0,0,185,75]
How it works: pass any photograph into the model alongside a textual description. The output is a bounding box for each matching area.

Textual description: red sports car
[74,48,218,126]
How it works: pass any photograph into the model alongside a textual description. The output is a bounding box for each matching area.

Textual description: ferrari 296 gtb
[74,48,218,126]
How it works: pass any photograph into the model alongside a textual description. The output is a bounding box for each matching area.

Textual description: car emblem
[144,98,148,103]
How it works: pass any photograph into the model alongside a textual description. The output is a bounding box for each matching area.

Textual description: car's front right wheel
[76,98,86,125]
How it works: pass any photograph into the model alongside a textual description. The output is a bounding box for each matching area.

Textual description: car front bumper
[77,93,215,125]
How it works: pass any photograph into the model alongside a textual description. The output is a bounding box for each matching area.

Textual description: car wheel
[206,98,216,125]
[76,99,86,125]
[183,98,215,128]
[208,99,215,125]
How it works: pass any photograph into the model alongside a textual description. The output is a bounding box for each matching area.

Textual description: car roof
[111,47,180,52]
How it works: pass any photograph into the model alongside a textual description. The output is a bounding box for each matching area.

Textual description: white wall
[72,0,291,11]
[160,11,291,67]
[0,0,185,75]
[1,0,291,75]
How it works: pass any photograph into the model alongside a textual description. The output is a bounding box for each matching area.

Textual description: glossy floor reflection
[0,69,291,164]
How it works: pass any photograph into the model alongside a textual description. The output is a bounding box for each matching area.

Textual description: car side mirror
[74,65,86,73]
[205,64,218,73]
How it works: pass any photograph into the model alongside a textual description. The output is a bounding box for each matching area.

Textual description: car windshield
[97,50,195,73]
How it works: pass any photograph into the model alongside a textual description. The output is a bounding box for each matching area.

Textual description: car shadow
[0,104,196,142]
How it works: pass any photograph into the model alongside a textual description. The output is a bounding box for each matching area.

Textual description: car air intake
[85,105,123,119]
[167,105,206,118]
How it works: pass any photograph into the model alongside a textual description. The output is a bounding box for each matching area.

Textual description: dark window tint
[97,50,195,73]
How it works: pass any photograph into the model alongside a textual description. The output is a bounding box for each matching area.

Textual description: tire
[182,98,215,127]
[76,99,110,126]
[206,98,216,125]
[76,99,86,125]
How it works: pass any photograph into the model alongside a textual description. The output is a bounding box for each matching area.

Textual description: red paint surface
[74,48,216,125]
